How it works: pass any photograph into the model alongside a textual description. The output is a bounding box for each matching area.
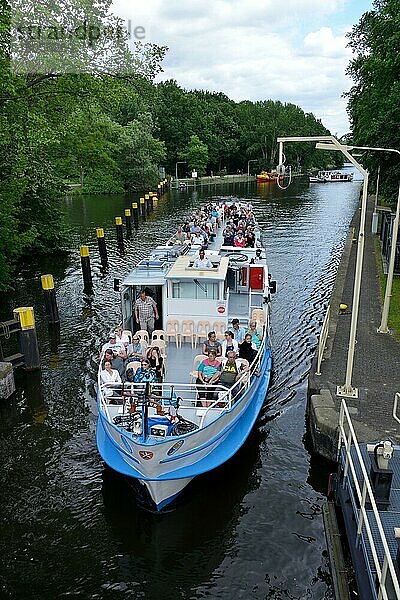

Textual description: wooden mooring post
[131,202,139,229]
[13,307,40,370]
[41,274,60,324]
[96,228,108,265]
[115,216,124,246]
[124,209,132,237]
[80,245,93,288]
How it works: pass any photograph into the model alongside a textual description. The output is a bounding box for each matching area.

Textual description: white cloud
[112,0,370,135]
[301,27,350,58]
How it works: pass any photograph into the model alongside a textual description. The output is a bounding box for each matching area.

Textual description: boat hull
[97,348,272,510]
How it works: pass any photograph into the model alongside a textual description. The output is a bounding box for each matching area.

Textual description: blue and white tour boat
[96,199,275,510]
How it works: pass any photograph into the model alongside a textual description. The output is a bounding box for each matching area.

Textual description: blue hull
[97,348,272,509]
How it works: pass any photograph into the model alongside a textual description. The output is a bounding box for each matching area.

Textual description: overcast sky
[113,0,374,136]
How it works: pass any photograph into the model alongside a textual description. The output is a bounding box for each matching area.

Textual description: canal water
[0,173,361,599]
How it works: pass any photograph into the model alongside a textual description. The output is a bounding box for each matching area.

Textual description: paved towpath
[309,195,400,447]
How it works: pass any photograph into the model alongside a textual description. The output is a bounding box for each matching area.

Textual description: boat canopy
[122,259,169,286]
[165,255,229,281]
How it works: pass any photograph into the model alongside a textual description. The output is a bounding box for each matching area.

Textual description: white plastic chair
[251,309,265,324]
[135,329,149,345]
[180,319,195,348]
[151,329,166,344]
[190,354,206,383]
[165,319,180,348]
[195,320,211,346]
[213,320,226,341]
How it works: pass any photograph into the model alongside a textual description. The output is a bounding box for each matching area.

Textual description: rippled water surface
[0,173,361,599]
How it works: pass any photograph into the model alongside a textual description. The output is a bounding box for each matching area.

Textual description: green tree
[181,134,208,176]
[117,112,166,191]
[346,0,400,199]
[0,0,167,289]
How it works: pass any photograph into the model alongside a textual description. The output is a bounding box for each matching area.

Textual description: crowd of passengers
[170,200,258,249]
[99,319,264,405]
[100,199,263,403]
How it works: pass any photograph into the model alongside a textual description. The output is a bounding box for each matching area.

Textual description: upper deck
[165,255,229,281]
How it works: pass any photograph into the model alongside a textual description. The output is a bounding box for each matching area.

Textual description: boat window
[172,281,219,299]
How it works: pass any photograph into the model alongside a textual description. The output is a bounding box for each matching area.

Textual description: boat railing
[98,356,261,427]
[338,399,400,599]
[315,305,330,375]
[226,286,230,308]
[98,379,230,411]
[392,392,400,425]
[198,359,257,427]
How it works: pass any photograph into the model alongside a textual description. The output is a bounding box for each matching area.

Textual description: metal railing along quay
[337,400,400,599]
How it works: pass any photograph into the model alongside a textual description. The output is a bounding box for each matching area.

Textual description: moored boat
[96,199,276,510]
[309,170,353,183]
[256,170,282,183]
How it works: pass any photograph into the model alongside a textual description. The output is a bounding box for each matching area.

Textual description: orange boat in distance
[256,170,283,183]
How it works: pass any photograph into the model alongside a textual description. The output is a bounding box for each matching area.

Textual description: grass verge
[374,237,400,340]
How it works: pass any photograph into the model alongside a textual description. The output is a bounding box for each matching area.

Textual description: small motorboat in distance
[96,199,276,510]
[309,170,353,183]
[256,170,282,183]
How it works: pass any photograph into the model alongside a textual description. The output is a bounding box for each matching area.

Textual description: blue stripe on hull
[97,349,272,485]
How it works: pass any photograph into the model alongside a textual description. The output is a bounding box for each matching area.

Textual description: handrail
[338,399,400,599]
[393,392,400,425]
[315,305,330,375]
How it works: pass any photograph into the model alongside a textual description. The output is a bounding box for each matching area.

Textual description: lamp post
[175,161,186,184]
[247,159,257,177]
[372,165,380,234]
[277,135,368,398]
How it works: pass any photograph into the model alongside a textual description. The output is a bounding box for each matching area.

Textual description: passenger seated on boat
[221,330,239,357]
[127,335,146,361]
[112,348,127,381]
[101,361,122,399]
[218,351,246,391]
[100,332,123,357]
[223,226,234,246]
[101,349,115,369]
[196,349,222,406]
[174,226,187,243]
[192,249,213,269]
[114,326,130,345]
[246,321,263,350]
[191,233,205,246]
[133,359,158,384]
[245,229,255,248]
[202,331,222,356]
[146,346,164,383]
[239,334,258,363]
[233,231,246,248]
[231,318,246,344]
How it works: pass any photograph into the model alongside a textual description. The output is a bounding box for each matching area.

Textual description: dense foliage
[0,0,337,288]
[346,0,400,202]
[153,82,332,175]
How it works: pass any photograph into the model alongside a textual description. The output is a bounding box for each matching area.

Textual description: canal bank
[308,195,400,461]
[169,173,256,188]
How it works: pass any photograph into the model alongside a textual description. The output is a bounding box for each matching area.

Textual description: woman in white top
[101,361,122,397]
[221,330,239,357]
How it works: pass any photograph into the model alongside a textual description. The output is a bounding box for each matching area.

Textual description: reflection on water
[0,176,360,599]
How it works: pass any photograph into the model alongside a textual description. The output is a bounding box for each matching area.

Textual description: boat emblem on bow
[139,451,154,460]
[167,439,184,456]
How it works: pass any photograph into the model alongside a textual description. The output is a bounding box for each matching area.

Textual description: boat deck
[337,443,400,598]
[163,342,202,383]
